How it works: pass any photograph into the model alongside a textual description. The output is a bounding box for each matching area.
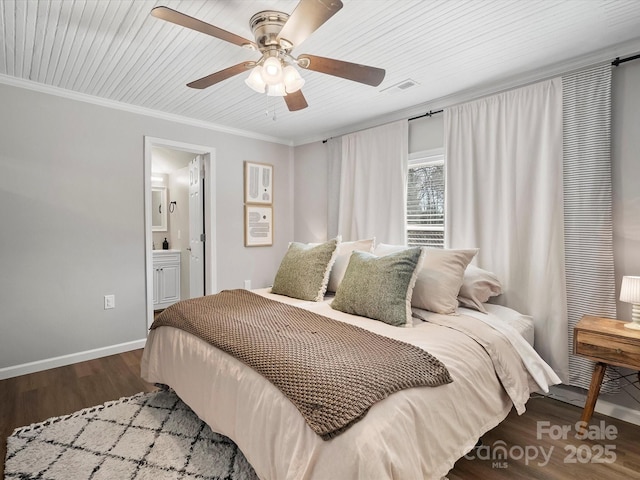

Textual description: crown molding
[0,74,293,147]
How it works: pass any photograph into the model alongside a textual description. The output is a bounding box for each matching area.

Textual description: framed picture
[245,205,273,247]
[244,161,273,204]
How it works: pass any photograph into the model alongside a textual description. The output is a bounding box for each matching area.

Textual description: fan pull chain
[265,96,277,122]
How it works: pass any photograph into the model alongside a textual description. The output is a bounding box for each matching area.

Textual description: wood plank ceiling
[1,0,640,144]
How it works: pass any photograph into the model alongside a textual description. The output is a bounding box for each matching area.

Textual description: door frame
[144,136,217,329]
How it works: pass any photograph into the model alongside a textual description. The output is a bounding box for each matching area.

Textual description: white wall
[600,58,640,414]
[293,141,328,243]
[408,115,444,153]
[612,59,640,320]
[0,81,293,374]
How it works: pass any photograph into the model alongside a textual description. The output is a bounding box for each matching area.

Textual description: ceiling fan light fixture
[261,56,283,85]
[283,65,305,93]
[267,83,287,97]
[245,66,266,93]
[151,1,383,112]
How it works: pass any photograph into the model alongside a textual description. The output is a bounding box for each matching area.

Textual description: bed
[141,240,560,480]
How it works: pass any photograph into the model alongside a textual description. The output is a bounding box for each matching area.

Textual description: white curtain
[326,137,342,239]
[445,79,569,381]
[328,120,408,244]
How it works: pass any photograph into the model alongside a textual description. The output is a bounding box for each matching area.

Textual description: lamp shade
[245,66,266,93]
[266,83,287,97]
[620,276,640,303]
[261,57,283,85]
[282,65,305,93]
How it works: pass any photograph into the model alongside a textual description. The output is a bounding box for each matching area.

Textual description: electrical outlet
[104,294,115,309]
[244,280,251,290]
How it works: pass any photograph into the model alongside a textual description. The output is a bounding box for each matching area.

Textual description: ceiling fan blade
[187,62,254,89]
[277,0,343,48]
[297,54,385,86]
[151,6,257,49]
[284,90,309,111]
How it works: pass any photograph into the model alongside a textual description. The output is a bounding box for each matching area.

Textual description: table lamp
[620,275,640,330]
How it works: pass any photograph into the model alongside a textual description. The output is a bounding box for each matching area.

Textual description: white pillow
[458,265,503,313]
[374,244,478,314]
[326,238,375,292]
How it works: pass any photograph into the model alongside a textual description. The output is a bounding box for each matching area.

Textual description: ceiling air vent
[380,79,419,94]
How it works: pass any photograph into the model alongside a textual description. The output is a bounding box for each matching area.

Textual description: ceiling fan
[151,0,385,112]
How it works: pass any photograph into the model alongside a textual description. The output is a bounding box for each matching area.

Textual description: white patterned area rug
[4,389,258,480]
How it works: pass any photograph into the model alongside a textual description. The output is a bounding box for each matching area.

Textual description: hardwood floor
[2,350,639,479]
[448,395,640,479]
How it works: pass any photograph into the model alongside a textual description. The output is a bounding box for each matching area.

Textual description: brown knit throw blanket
[150,289,452,439]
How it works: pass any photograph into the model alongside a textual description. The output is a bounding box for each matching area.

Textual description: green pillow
[331,248,424,327]
[271,239,339,301]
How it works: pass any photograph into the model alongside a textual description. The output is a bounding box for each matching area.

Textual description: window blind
[406,150,444,248]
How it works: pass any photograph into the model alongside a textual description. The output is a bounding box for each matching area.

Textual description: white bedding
[141,289,560,480]
[469,304,535,347]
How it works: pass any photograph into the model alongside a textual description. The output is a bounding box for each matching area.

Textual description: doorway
[144,137,217,329]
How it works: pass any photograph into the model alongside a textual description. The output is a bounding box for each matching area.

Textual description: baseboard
[546,385,640,427]
[0,339,147,380]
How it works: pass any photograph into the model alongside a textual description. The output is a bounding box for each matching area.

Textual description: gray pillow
[271,239,339,301]
[331,248,424,327]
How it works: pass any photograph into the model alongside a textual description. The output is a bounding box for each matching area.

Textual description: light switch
[104,295,115,309]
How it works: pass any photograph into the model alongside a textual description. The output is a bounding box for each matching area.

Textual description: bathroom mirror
[151,187,167,232]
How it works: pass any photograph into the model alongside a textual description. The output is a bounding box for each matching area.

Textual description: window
[406,149,445,248]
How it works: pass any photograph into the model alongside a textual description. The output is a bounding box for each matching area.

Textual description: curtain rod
[322,108,444,143]
[612,53,640,66]
[408,109,443,122]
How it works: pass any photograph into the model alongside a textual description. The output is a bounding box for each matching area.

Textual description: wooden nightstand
[574,315,640,426]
